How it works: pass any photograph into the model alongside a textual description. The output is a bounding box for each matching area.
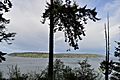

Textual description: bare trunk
[105,23,108,80]
[105,14,110,80]
[48,0,54,80]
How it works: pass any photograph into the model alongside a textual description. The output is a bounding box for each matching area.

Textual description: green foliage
[0,0,16,63]
[0,59,102,80]
[74,59,102,80]
[39,59,101,80]
[42,0,100,50]
[114,41,120,59]
[0,51,7,62]
[7,65,26,80]
[99,60,113,75]
[0,0,16,44]
[110,41,120,80]
[7,65,45,80]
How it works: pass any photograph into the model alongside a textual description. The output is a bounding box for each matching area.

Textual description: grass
[8,52,103,58]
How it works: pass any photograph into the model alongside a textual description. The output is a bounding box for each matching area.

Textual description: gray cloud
[1,0,120,54]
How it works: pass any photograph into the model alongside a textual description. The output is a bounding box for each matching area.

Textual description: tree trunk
[104,23,108,80]
[48,0,54,80]
[105,14,110,80]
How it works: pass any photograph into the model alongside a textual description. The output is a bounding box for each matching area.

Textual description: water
[0,56,117,78]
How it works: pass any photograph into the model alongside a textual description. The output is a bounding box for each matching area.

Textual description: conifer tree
[110,41,120,80]
[42,0,100,79]
[0,0,16,62]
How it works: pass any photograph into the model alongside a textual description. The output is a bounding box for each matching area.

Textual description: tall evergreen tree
[42,0,100,79]
[110,41,120,80]
[0,0,16,62]
[42,0,100,50]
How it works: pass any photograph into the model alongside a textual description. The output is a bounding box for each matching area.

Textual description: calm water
[0,56,117,78]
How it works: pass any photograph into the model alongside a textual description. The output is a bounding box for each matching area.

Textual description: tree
[100,60,113,79]
[110,41,120,80]
[0,0,16,62]
[42,0,100,79]
[42,0,100,49]
[39,59,101,80]
[99,15,112,80]
[74,59,102,80]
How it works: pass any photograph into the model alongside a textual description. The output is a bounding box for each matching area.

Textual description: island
[8,52,104,58]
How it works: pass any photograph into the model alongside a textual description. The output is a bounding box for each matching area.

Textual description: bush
[74,59,102,80]
[40,59,102,80]
[1,59,102,80]
[7,65,28,80]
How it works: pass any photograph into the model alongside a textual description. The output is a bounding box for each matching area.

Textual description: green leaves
[110,41,120,80]
[40,59,101,80]
[75,58,100,80]
[99,60,113,75]
[0,0,15,63]
[114,41,120,58]
[42,0,100,50]
[0,51,7,62]
[0,0,15,44]
[0,0,12,12]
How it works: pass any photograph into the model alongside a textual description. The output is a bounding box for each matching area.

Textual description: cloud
[0,0,120,54]
[1,0,49,52]
[103,0,120,40]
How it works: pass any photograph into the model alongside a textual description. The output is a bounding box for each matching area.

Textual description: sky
[0,0,120,55]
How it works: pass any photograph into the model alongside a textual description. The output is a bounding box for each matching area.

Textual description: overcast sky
[1,0,120,55]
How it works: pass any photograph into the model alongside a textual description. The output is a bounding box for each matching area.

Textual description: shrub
[3,59,102,80]
[40,59,101,80]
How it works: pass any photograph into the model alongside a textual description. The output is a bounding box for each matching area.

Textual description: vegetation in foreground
[110,41,120,80]
[8,52,103,58]
[0,59,102,80]
[0,0,16,63]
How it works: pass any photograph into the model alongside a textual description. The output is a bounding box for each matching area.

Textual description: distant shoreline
[8,52,104,58]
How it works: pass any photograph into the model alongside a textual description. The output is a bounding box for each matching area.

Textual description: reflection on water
[0,56,117,78]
